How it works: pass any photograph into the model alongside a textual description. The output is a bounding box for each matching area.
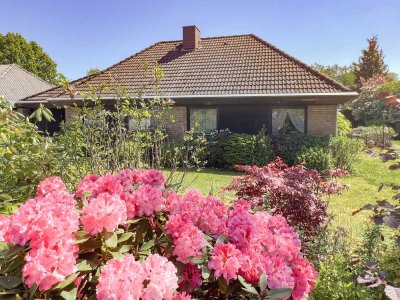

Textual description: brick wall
[65,107,78,123]
[164,106,187,140]
[307,104,337,136]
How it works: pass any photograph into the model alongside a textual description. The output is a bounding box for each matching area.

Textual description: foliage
[205,129,231,168]
[354,35,388,88]
[86,68,100,75]
[309,255,377,300]
[270,132,330,165]
[295,146,333,172]
[0,32,63,84]
[0,97,58,210]
[329,135,364,170]
[352,183,400,299]
[337,112,352,136]
[353,125,397,146]
[0,171,317,299]
[226,158,346,242]
[224,128,273,168]
[312,63,356,90]
[351,79,400,126]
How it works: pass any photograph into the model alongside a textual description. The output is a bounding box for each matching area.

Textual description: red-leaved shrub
[226,158,347,241]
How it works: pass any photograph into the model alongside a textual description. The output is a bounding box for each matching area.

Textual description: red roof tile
[22,34,350,101]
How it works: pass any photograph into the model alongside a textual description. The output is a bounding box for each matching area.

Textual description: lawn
[170,148,400,241]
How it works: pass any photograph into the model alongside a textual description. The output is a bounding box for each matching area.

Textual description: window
[272,108,305,134]
[128,117,151,131]
[190,108,217,133]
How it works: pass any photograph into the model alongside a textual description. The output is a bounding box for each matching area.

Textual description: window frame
[188,106,219,133]
[270,105,307,134]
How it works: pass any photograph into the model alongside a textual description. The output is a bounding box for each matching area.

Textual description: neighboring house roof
[21,30,355,103]
[0,64,53,105]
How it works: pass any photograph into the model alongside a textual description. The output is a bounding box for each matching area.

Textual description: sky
[1,0,399,80]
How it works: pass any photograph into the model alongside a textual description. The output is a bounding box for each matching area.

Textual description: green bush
[224,128,273,167]
[309,255,377,300]
[295,146,333,171]
[205,129,231,168]
[271,132,330,165]
[337,112,352,136]
[329,135,364,170]
[353,125,396,146]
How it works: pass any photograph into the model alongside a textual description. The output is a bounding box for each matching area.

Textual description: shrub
[224,128,273,167]
[226,158,346,242]
[309,256,376,300]
[205,129,231,168]
[329,135,364,170]
[295,146,333,171]
[353,125,396,146]
[0,170,317,299]
[271,132,330,165]
[0,97,58,210]
[337,112,352,136]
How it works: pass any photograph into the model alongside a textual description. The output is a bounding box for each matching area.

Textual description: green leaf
[140,240,155,251]
[117,232,134,243]
[267,287,292,299]
[238,275,259,295]
[0,276,22,289]
[76,260,97,272]
[189,257,204,265]
[60,287,78,300]
[104,232,118,249]
[53,273,79,290]
[259,272,268,292]
[216,234,227,244]
[202,264,210,280]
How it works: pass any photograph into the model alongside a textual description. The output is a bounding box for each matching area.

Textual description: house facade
[17,26,357,138]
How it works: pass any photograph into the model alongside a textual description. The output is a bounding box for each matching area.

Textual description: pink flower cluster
[208,200,317,300]
[78,169,165,235]
[97,253,189,300]
[1,177,79,291]
[165,190,228,263]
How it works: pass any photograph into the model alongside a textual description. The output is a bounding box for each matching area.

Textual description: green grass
[170,149,400,241]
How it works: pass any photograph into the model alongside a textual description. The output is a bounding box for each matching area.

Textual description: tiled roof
[22,34,350,101]
[0,64,53,105]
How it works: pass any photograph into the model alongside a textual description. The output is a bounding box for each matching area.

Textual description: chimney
[183,25,201,50]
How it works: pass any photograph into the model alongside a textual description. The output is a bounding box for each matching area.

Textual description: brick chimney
[183,25,201,50]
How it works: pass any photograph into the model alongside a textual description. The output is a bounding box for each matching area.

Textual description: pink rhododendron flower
[75,174,99,199]
[179,263,202,293]
[141,254,179,300]
[131,184,163,216]
[120,192,137,219]
[97,254,178,300]
[166,215,206,263]
[291,257,318,300]
[135,169,165,187]
[0,215,10,242]
[208,243,242,282]
[23,240,78,291]
[115,169,135,191]
[36,176,66,197]
[96,254,145,300]
[92,174,123,197]
[197,196,228,237]
[172,292,194,300]
[81,192,127,235]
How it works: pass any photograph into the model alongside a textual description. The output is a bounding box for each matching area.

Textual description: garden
[1,73,400,300]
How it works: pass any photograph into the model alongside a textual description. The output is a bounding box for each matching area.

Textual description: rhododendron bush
[0,169,317,299]
[226,158,347,241]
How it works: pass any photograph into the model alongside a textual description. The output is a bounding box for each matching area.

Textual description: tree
[87,67,100,75]
[0,32,63,85]
[354,36,388,88]
[312,63,356,89]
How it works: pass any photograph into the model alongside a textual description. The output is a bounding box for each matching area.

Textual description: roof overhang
[16,92,358,108]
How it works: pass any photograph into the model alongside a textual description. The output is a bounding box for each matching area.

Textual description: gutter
[16,92,358,106]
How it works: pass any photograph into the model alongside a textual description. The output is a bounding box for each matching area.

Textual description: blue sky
[1,0,399,80]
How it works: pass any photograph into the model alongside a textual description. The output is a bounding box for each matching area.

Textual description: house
[0,64,53,106]
[17,26,357,138]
